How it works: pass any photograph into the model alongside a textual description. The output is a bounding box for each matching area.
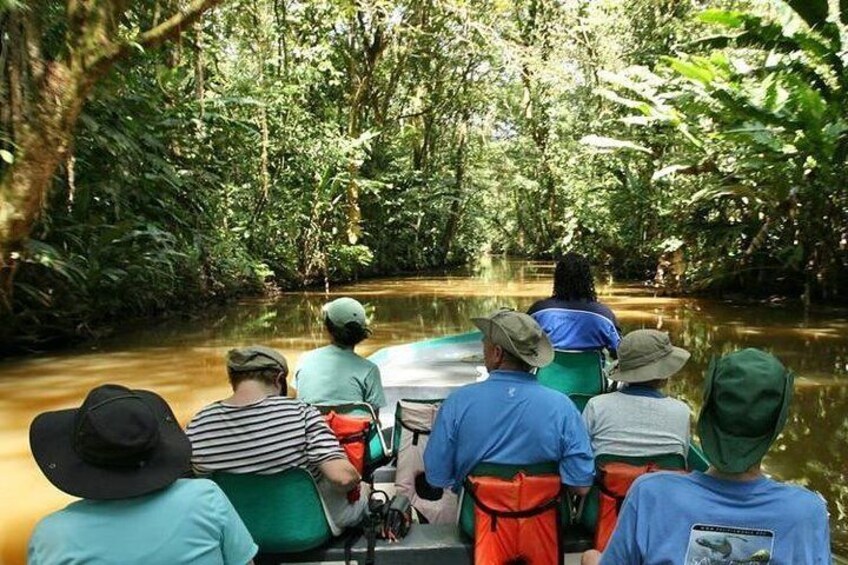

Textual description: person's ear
[493,344,505,365]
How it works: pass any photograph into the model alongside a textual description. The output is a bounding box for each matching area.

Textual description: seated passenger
[424,308,594,495]
[296,297,385,411]
[582,349,831,565]
[582,329,691,459]
[528,252,621,354]
[186,346,367,535]
[28,384,257,565]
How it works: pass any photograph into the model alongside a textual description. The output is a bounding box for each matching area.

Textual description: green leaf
[579,135,653,155]
[666,58,715,85]
[698,9,746,28]
[0,149,13,164]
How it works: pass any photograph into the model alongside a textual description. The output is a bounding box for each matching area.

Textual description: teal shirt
[28,479,257,565]
[296,344,386,408]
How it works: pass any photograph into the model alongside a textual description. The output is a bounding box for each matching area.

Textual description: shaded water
[1,258,846,562]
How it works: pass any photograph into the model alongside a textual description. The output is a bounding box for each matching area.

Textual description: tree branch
[95,0,224,70]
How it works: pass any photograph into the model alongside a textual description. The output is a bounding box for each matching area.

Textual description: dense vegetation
[1,0,846,351]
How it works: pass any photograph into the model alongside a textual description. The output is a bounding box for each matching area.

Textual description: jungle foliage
[1,0,846,351]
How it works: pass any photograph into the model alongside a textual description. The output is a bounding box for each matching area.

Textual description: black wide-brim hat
[30,384,192,500]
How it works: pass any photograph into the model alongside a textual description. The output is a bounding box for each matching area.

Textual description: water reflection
[0,258,845,562]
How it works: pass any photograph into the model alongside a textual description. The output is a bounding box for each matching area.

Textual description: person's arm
[423,398,457,490]
[364,364,386,410]
[560,404,595,493]
[303,405,354,489]
[318,457,361,491]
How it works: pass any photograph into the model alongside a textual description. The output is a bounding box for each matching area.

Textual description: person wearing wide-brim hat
[582,348,831,565]
[423,308,595,497]
[28,384,257,565]
[295,297,386,410]
[582,329,693,459]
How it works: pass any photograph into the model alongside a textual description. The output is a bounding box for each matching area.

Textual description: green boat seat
[211,469,333,554]
[535,350,605,411]
[313,402,391,477]
[458,461,567,539]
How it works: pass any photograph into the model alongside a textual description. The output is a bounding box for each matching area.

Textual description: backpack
[594,461,679,551]
[324,411,370,501]
[465,472,563,565]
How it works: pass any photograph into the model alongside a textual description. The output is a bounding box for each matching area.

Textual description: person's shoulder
[765,480,829,514]
[527,298,553,315]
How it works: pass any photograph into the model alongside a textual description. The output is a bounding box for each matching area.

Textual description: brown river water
[1,258,846,563]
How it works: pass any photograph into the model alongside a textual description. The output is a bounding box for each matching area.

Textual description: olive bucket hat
[610,329,690,384]
[697,349,794,473]
[227,345,288,376]
[30,384,191,500]
[472,308,554,368]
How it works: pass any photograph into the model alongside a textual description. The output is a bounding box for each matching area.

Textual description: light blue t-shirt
[423,370,595,491]
[28,479,257,565]
[296,344,386,408]
[601,471,832,565]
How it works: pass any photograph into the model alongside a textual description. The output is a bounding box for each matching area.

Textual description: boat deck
[257,523,584,565]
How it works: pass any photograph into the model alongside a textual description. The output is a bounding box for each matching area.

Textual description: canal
[1,259,845,562]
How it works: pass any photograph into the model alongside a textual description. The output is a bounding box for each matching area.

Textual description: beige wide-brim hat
[610,329,690,384]
[472,308,554,368]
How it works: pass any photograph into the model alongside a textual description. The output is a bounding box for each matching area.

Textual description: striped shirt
[186,396,344,477]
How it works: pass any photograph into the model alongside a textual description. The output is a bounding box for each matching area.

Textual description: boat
[242,332,846,564]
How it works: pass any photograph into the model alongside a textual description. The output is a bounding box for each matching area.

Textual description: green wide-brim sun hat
[697,349,793,473]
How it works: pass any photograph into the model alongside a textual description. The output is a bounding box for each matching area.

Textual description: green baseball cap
[323,297,368,329]
[226,345,288,375]
[697,349,793,473]
[472,308,554,368]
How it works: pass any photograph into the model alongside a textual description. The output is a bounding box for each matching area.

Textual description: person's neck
[705,464,763,482]
[225,381,278,406]
[331,341,354,351]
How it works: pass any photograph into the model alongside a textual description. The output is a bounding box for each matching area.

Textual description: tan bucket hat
[610,329,690,383]
[472,308,554,368]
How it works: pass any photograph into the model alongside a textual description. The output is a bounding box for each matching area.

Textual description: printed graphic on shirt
[684,523,775,564]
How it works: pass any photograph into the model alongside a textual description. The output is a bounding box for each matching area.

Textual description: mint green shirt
[28,479,257,565]
[296,344,386,408]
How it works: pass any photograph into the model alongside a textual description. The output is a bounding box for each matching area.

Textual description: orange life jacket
[465,472,563,565]
[594,462,682,551]
[324,411,370,502]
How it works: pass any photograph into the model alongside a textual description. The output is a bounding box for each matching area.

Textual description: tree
[0,0,223,308]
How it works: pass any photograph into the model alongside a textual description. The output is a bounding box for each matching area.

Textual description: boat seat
[458,461,570,538]
[313,401,392,477]
[534,350,605,411]
[579,452,687,535]
[211,469,333,554]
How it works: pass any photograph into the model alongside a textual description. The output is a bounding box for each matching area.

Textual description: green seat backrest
[535,350,605,410]
[211,469,332,553]
[392,398,443,459]
[580,452,687,532]
[459,461,562,539]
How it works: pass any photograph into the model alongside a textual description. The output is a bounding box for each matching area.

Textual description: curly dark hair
[325,317,371,347]
[552,252,597,302]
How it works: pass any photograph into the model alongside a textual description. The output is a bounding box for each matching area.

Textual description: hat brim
[472,317,554,368]
[610,346,690,383]
[30,390,191,500]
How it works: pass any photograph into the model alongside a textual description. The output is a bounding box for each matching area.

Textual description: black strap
[399,418,431,446]
[338,432,368,445]
[463,479,562,531]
